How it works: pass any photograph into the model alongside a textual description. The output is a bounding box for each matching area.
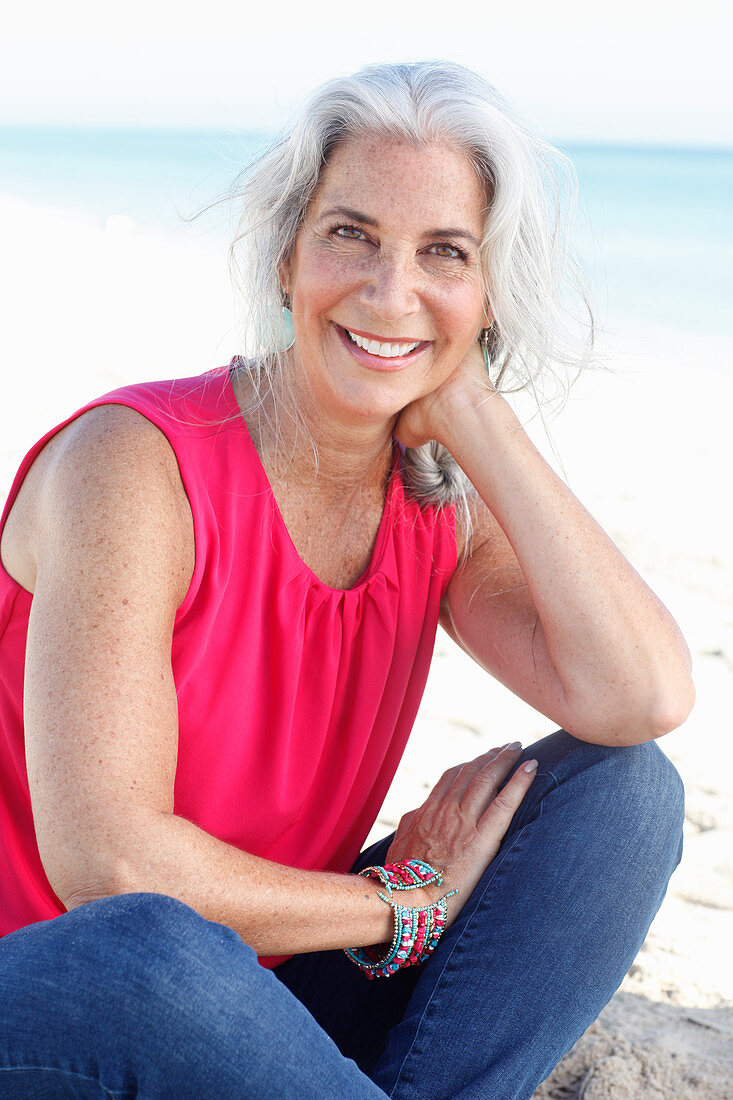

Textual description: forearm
[64,811,412,957]
[437,391,694,740]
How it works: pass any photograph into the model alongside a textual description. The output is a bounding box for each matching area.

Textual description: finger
[425,762,468,803]
[425,743,501,796]
[469,742,519,768]
[421,743,520,810]
[449,742,521,799]
[477,759,538,836]
[457,743,524,813]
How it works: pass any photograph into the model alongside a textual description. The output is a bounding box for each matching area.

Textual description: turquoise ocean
[1,127,731,338]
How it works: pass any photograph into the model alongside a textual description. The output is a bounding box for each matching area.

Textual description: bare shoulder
[19,404,195,903]
[2,403,194,604]
[45,401,187,487]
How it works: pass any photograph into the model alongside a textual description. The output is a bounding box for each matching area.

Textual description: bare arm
[23,404,531,953]
[23,405,404,952]
[401,353,695,746]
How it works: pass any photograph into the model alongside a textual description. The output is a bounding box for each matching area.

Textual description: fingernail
[505,741,522,752]
[523,759,538,773]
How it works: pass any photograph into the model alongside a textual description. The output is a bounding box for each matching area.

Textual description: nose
[358,251,421,324]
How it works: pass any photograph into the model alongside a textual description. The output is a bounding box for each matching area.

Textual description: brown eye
[431,243,464,259]
[332,225,365,240]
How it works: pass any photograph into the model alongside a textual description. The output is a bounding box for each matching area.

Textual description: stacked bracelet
[344,859,458,980]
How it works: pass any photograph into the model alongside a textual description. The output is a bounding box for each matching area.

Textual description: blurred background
[2,0,730,629]
[1,0,731,421]
[1,2,732,1092]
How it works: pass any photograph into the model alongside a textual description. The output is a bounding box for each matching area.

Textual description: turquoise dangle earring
[278,292,296,352]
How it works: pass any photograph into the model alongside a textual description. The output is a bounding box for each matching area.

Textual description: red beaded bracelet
[344,859,458,979]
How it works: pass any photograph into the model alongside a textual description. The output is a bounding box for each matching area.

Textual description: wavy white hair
[226,60,596,514]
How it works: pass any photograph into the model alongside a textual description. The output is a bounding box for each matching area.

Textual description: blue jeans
[0,731,684,1099]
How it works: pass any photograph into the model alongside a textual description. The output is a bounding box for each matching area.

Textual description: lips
[334,324,430,371]
[344,328,421,358]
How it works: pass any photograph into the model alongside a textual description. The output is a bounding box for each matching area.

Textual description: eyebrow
[320,206,379,227]
[318,206,481,247]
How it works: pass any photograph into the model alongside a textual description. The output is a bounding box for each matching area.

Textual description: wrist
[429,383,518,456]
[344,859,458,978]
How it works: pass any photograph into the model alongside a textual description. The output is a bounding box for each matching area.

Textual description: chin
[331,388,407,429]
[306,365,415,428]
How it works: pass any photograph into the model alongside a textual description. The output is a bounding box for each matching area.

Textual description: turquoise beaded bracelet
[344,859,458,980]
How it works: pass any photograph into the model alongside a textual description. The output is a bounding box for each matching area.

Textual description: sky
[2,0,731,146]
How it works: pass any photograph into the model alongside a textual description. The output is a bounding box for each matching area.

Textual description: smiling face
[280,136,490,430]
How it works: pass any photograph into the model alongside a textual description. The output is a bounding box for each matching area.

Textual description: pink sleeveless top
[0,366,457,963]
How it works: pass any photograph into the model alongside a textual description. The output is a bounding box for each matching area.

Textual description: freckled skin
[0,127,693,961]
[280,137,492,431]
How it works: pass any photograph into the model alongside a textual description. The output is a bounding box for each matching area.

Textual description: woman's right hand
[384,744,537,926]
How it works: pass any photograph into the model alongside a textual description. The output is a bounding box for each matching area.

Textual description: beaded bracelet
[344,860,458,980]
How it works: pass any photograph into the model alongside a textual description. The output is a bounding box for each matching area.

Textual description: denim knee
[8,893,258,1045]
[77,888,211,937]
[526,730,685,873]
[597,739,684,830]
[1,894,385,1098]
[82,889,247,946]
[563,736,685,871]
[621,739,684,813]
[70,891,258,1022]
[619,740,685,867]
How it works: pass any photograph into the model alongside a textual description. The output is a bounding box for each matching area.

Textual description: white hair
[226,60,596,517]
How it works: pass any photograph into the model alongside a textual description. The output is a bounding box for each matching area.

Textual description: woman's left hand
[394,337,492,450]
[384,743,536,928]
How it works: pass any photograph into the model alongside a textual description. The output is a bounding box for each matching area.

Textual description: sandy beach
[2,194,732,1097]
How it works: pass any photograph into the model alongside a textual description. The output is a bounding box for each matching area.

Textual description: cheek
[295,253,362,317]
[431,281,484,341]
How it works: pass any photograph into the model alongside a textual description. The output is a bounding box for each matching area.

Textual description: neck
[232,363,395,494]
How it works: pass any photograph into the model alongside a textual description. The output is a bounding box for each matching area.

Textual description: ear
[277,259,291,303]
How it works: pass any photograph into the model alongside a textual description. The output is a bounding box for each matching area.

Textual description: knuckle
[490,788,519,814]
[471,770,498,791]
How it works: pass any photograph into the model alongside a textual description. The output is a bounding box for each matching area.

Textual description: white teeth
[346,329,420,358]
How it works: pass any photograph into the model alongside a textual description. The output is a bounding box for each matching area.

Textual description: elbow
[585,629,696,746]
[566,673,696,748]
[46,857,140,913]
[38,812,169,913]
[647,674,696,739]
[62,882,132,912]
[644,632,696,739]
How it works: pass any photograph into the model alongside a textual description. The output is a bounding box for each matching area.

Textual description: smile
[333,324,429,372]
[344,328,421,359]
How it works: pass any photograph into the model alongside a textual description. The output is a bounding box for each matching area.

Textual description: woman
[0,62,692,1098]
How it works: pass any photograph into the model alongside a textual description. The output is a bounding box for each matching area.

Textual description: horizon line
[0,122,731,155]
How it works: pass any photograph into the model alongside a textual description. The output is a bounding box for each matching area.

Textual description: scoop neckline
[223,364,398,594]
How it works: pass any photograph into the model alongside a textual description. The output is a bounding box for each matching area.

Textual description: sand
[2,194,732,1097]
